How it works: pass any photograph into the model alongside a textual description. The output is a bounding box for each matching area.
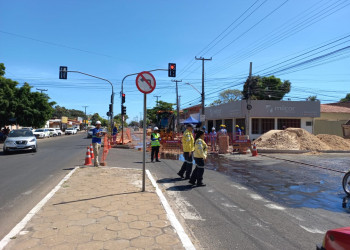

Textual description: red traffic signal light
[168,63,176,77]
[122,93,125,103]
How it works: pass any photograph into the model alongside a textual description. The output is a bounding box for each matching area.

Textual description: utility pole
[82,106,88,131]
[171,79,182,132]
[36,88,48,94]
[154,95,161,106]
[195,57,212,121]
[246,62,253,138]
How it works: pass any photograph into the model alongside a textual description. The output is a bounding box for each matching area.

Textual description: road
[141,151,350,249]
[0,133,88,239]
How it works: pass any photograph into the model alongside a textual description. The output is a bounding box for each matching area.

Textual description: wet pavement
[160,152,350,214]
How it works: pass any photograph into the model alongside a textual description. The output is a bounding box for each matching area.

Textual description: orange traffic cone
[252,143,258,157]
[90,144,94,160]
[84,147,93,165]
[108,138,111,150]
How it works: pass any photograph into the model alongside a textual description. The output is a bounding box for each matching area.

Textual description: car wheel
[33,146,37,153]
[3,147,8,155]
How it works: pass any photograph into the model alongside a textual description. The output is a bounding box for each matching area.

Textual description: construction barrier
[160,140,182,154]
[100,135,111,166]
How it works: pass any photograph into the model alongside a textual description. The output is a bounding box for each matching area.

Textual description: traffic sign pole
[142,93,147,192]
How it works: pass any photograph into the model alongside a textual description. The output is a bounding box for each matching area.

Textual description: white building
[205,100,320,140]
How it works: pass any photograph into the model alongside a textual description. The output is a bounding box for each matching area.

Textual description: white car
[3,129,37,154]
[48,128,58,137]
[33,128,50,139]
[54,128,63,136]
[65,128,77,135]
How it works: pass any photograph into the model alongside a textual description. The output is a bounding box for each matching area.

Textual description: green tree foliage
[242,75,291,100]
[147,100,174,125]
[113,114,128,127]
[307,96,318,101]
[90,113,108,126]
[210,89,242,106]
[52,105,87,120]
[128,121,139,127]
[0,64,56,127]
[340,93,350,102]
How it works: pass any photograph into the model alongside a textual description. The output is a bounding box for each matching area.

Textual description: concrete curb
[257,149,350,154]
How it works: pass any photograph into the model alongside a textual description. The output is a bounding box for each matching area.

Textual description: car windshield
[8,130,33,137]
[67,128,73,130]
[35,129,44,132]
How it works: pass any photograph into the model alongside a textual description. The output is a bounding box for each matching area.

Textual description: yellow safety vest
[194,138,208,159]
[182,129,194,152]
[151,133,160,147]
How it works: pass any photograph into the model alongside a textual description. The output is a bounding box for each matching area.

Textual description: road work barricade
[160,140,182,154]
[101,135,111,166]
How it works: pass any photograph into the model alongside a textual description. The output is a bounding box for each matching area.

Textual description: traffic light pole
[65,70,114,129]
[171,80,182,133]
[120,69,167,144]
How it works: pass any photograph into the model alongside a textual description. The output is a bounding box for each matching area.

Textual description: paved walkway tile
[4,167,184,250]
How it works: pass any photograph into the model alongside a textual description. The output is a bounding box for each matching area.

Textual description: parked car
[317,227,350,250]
[65,128,77,135]
[48,128,58,137]
[54,128,63,136]
[33,128,50,138]
[73,126,80,131]
[22,127,34,131]
[3,129,37,154]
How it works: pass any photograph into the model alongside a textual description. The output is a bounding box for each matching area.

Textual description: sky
[1,0,350,123]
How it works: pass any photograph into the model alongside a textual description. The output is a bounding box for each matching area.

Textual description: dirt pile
[255,128,332,151]
[316,134,350,151]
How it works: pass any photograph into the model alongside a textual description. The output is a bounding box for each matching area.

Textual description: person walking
[177,124,194,179]
[112,124,118,144]
[189,130,208,187]
[92,121,105,167]
[151,127,161,163]
[209,127,217,151]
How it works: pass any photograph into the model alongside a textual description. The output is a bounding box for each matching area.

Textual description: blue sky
[1,0,350,122]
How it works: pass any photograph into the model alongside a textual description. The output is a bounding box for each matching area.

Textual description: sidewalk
[3,148,191,249]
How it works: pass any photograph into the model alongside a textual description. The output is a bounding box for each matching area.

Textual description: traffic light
[121,105,126,115]
[106,112,110,116]
[122,93,125,103]
[59,66,68,79]
[168,63,176,77]
[109,104,113,113]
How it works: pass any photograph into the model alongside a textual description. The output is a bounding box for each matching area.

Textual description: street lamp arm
[185,83,201,95]
[68,70,113,93]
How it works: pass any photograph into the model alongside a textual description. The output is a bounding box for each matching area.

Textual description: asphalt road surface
[0,133,88,239]
[118,146,350,250]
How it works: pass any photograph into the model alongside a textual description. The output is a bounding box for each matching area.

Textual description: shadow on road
[166,184,194,192]
[157,177,183,184]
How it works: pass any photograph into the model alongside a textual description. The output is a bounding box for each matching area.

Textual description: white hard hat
[96,121,101,125]
[154,127,159,130]
[212,127,215,130]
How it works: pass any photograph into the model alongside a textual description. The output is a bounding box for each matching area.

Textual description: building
[205,100,320,140]
[314,104,350,137]
[180,104,201,123]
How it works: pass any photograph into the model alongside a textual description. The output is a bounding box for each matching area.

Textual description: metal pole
[201,59,205,115]
[246,62,252,138]
[142,93,147,192]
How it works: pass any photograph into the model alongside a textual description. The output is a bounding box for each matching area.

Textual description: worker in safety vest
[151,127,161,162]
[235,125,242,140]
[177,124,195,179]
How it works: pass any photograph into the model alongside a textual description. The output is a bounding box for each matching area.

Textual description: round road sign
[136,71,156,94]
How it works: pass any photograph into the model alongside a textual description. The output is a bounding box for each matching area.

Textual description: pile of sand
[255,128,332,151]
[316,134,350,151]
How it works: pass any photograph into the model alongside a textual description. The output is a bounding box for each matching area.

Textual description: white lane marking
[249,193,267,202]
[0,167,78,250]
[221,203,237,208]
[264,204,286,210]
[146,170,196,250]
[207,189,214,193]
[231,184,247,190]
[162,183,204,221]
[299,225,325,234]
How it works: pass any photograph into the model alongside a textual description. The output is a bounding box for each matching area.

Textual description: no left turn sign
[136,71,156,94]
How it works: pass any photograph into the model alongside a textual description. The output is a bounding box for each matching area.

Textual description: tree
[340,93,350,103]
[128,121,139,127]
[90,113,108,126]
[307,96,318,101]
[113,114,128,127]
[210,89,242,106]
[15,83,56,127]
[242,75,291,100]
[52,106,87,120]
[0,64,55,128]
[147,100,175,125]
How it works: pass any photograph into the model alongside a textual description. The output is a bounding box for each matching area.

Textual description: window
[252,119,259,134]
[252,118,274,134]
[306,121,313,126]
[278,119,301,129]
